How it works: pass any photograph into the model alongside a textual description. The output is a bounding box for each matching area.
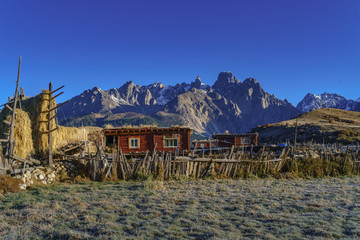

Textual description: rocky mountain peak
[244,78,259,85]
[212,72,240,91]
[190,76,203,89]
[150,82,164,88]
[90,86,103,94]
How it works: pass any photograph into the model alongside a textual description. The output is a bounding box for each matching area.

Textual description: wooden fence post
[48,82,53,168]
[6,56,21,166]
[43,83,68,169]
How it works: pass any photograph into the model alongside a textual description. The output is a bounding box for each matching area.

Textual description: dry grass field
[1,177,360,239]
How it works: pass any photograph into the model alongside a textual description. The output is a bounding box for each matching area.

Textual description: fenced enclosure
[59,141,360,181]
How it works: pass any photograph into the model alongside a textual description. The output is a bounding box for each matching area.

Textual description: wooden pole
[293,114,298,155]
[48,82,53,168]
[209,138,212,156]
[6,56,21,163]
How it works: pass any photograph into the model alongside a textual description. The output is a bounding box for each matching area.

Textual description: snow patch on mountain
[110,94,128,105]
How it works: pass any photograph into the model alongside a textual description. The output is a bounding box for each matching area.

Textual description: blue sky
[1,0,359,106]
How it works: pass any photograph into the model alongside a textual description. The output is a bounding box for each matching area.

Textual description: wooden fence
[65,142,360,181]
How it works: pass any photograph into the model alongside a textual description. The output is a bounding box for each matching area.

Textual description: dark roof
[103,126,193,135]
[192,139,217,143]
[212,133,258,138]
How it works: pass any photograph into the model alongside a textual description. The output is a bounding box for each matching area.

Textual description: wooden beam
[48,82,53,169]
[50,91,64,100]
[50,85,65,95]
[10,154,41,165]
[42,126,59,134]
[6,56,21,163]
[39,113,58,123]
[0,100,15,108]
[42,100,70,113]
[3,120,11,125]
[5,104,13,112]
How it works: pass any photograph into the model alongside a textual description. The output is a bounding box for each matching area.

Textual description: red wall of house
[116,130,191,153]
[216,136,235,148]
[216,135,258,147]
[153,131,190,152]
[193,141,216,148]
[118,134,153,153]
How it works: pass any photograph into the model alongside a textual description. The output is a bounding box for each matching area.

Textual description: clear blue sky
[1,0,359,106]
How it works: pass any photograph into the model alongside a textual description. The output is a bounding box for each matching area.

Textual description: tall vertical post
[293,114,298,155]
[209,138,212,156]
[48,82,53,168]
[6,56,21,162]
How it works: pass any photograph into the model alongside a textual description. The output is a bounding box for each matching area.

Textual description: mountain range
[58,72,298,136]
[58,72,359,136]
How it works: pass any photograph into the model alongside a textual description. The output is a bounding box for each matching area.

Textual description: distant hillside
[253,108,360,144]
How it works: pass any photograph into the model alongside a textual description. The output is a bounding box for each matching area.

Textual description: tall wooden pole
[6,56,21,162]
[293,114,298,155]
[48,82,53,168]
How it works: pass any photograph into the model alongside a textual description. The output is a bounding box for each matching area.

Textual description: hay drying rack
[0,56,69,175]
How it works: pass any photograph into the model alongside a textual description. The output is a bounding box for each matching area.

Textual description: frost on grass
[1,178,360,239]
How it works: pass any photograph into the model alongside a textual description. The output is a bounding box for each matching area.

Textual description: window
[164,138,178,148]
[241,137,250,144]
[106,135,117,146]
[129,138,140,148]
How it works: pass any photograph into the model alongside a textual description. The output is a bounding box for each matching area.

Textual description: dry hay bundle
[20,90,88,156]
[20,89,55,155]
[54,126,87,150]
[0,109,34,159]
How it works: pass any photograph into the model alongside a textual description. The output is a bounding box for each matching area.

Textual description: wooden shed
[212,132,258,147]
[192,139,217,149]
[103,126,193,154]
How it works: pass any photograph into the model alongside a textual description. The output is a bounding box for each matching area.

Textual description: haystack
[14,90,88,157]
[0,109,34,159]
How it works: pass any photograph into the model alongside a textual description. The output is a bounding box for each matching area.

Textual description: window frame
[241,137,251,145]
[129,137,140,149]
[164,137,179,148]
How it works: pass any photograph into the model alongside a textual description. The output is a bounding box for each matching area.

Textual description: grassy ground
[1,177,360,239]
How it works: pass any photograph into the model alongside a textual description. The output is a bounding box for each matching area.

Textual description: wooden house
[103,126,193,154]
[212,132,258,147]
[192,139,217,149]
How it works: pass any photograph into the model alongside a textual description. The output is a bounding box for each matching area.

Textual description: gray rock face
[212,73,298,129]
[59,72,299,136]
[297,93,360,113]
[164,88,243,134]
